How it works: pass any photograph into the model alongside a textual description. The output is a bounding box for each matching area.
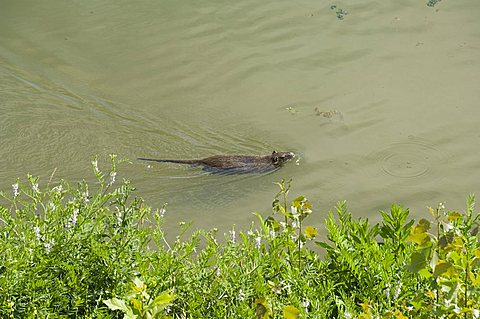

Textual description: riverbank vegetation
[1,155,479,318]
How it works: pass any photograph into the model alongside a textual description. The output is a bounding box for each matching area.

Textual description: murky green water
[1,0,479,232]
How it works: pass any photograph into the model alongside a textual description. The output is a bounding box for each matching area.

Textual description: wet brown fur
[138,151,295,172]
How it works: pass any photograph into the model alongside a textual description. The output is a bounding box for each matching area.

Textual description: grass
[0,155,479,318]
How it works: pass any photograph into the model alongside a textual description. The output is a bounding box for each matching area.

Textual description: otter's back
[199,155,271,169]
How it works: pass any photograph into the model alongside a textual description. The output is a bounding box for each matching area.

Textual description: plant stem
[298,219,302,271]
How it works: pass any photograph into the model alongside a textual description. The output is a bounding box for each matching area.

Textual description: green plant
[104,277,174,319]
[316,201,419,318]
[0,155,156,317]
[407,196,480,318]
[1,157,479,318]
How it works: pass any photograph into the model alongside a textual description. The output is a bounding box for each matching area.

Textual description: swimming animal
[138,151,295,174]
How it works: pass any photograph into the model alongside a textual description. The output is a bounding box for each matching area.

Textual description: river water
[1,0,479,233]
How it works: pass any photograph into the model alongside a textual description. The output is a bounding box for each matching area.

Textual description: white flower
[215,268,221,277]
[247,230,254,236]
[12,183,19,197]
[32,183,39,193]
[229,229,236,244]
[291,206,298,215]
[159,207,166,218]
[238,289,245,301]
[116,211,123,226]
[439,202,445,210]
[385,286,390,300]
[269,230,276,238]
[472,308,479,319]
[254,237,262,250]
[33,226,42,241]
[298,240,304,249]
[302,300,310,313]
[53,185,63,193]
[271,283,282,294]
[66,209,79,228]
[44,242,52,254]
[394,282,402,300]
[292,220,300,229]
[109,171,117,185]
[92,159,99,172]
[82,191,89,204]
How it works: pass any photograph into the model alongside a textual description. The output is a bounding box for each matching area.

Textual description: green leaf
[103,298,129,312]
[253,212,269,236]
[408,231,430,246]
[255,297,270,319]
[418,268,432,278]
[283,305,300,319]
[438,233,453,247]
[265,216,280,232]
[433,260,452,277]
[292,195,306,203]
[407,250,429,274]
[124,311,138,319]
[133,277,145,289]
[394,310,408,319]
[408,219,431,246]
[444,236,464,252]
[447,211,462,222]
[315,241,333,251]
[278,205,292,218]
[131,298,143,312]
[150,290,174,308]
[417,218,431,231]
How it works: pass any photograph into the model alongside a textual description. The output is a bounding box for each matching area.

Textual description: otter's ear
[272,150,278,155]
[272,155,280,165]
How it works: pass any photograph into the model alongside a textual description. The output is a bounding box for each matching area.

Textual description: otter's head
[271,151,295,166]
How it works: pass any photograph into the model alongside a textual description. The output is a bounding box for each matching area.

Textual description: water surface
[1,0,479,233]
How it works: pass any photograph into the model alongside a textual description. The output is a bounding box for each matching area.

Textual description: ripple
[370,139,442,178]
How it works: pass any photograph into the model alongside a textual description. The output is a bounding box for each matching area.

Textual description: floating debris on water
[285,106,298,114]
[427,0,442,7]
[314,107,344,120]
[330,5,348,20]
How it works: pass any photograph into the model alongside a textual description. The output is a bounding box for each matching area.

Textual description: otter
[138,151,295,174]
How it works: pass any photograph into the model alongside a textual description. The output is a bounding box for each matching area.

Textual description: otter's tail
[137,157,197,165]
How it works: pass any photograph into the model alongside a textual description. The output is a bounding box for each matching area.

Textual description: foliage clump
[0,156,479,318]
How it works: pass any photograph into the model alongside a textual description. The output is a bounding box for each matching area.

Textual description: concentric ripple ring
[374,141,440,178]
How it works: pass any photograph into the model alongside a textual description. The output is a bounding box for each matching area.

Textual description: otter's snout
[285,152,295,160]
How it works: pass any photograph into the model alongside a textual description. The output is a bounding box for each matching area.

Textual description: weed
[1,156,479,318]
